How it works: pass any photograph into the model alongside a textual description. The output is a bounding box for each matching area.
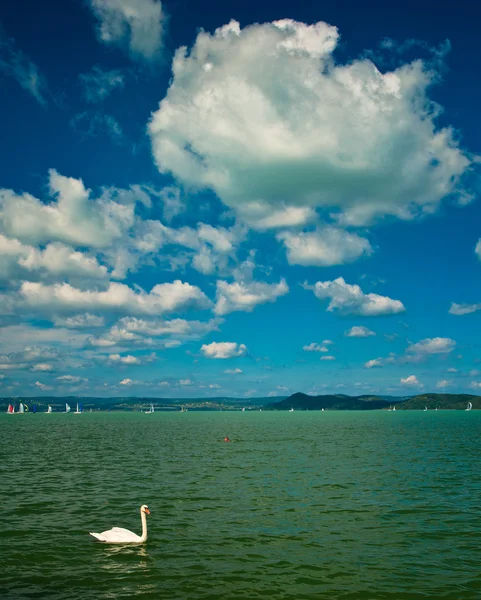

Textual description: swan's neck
[139,510,148,542]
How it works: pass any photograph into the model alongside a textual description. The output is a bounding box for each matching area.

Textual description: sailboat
[32,405,37,414]
[180,406,186,413]
[424,406,428,411]
[65,403,71,413]
[289,407,294,412]
[466,401,473,411]
[74,403,83,414]
[46,405,53,413]
[6,403,14,414]
[145,403,154,414]
[242,407,245,412]
[19,403,25,414]
[392,406,396,411]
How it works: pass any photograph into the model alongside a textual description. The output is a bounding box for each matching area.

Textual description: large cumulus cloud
[149,19,473,228]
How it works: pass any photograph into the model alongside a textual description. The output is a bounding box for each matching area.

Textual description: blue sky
[1,0,481,398]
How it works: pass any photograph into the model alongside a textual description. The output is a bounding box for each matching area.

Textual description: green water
[1,411,480,599]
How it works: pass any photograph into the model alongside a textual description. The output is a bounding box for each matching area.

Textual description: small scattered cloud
[119,378,133,385]
[407,337,456,355]
[303,343,329,352]
[400,375,421,386]
[79,66,125,102]
[306,277,405,316]
[449,302,481,315]
[35,381,52,391]
[89,0,166,61]
[70,111,124,141]
[215,278,288,315]
[108,353,141,365]
[224,368,243,374]
[0,28,50,105]
[201,342,247,359]
[31,363,53,372]
[436,379,452,388]
[277,227,372,266]
[320,355,336,361]
[365,359,383,368]
[56,375,87,384]
[345,326,376,338]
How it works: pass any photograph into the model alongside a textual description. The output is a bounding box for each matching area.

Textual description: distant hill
[396,393,480,410]
[265,392,400,411]
[266,392,481,410]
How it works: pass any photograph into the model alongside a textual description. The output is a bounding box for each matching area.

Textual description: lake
[1,410,480,599]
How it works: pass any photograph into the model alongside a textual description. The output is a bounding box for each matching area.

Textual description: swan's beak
[145,508,151,515]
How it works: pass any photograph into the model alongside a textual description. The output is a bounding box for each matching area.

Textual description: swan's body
[90,505,150,544]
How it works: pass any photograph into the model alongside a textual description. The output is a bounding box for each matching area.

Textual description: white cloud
[224,368,243,374]
[149,18,472,228]
[179,378,193,386]
[449,302,481,315]
[0,30,49,105]
[365,358,383,368]
[447,367,458,373]
[119,378,133,385]
[19,280,211,316]
[0,326,88,354]
[277,228,372,266]
[476,239,481,261]
[470,382,481,389]
[303,343,329,352]
[31,363,53,372]
[407,337,456,355]
[116,316,221,339]
[209,383,221,389]
[201,342,247,359]
[35,381,52,391]
[56,375,86,384]
[53,314,105,328]
[79,66,125,102]
[0,235,108,283]
[322,339,333,345]
[345,325,376,338]
[320,355,336,361]
[70,111,124,141]
[108,353,140,364]
[90,0,165,61]
[436,379,452,388]
[307,277,405,316]
[215,278,288,315]
[0,170,136,249]
[400,375,421,386]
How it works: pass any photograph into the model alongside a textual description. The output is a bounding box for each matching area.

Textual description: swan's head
[141,505,151,515]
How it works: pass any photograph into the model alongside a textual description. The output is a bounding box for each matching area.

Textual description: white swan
[89,505,150,544]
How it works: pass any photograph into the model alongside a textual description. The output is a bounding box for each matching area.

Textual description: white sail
[19,403,24,414]
[47,405,52,413]
[65,403,71,413]
[466,402,473,411]
[393,406,396,411]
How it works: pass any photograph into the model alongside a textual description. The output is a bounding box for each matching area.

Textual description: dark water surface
[1,410,480,599]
